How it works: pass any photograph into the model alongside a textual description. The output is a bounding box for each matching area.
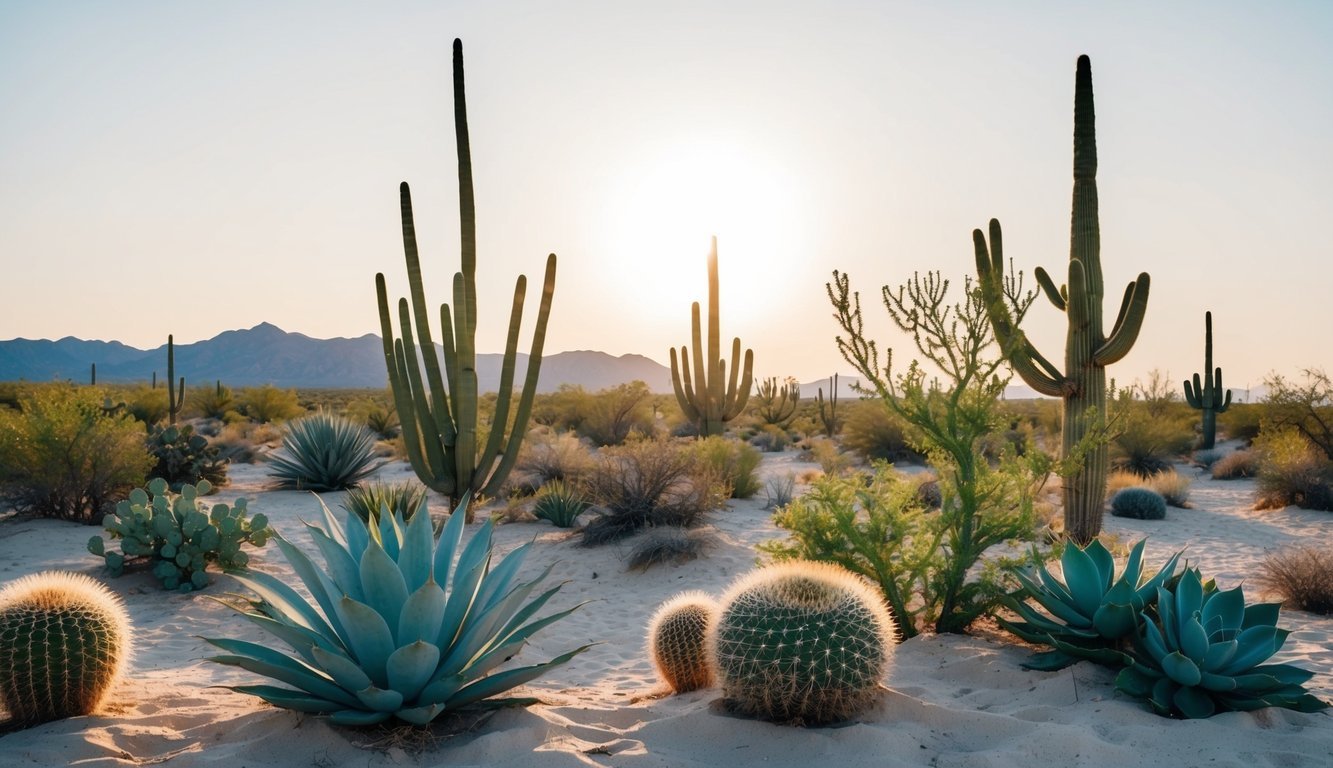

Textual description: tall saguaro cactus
[1183,311,1230,449]
[973,55,1151,544]
[669,237,754,437]
[375,39,557,514]
[166,334,184,426]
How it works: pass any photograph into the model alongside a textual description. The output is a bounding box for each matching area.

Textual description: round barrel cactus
[0,571,132,727]
[709,561,897,724]
[647,591,717,693]
[1110,487,1167,520]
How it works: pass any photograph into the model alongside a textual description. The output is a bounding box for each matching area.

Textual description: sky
[2,1,1331,397]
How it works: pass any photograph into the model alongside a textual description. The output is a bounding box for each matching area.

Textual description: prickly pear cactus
[709,561,896,724]
[88,478,271,592]
[647,591,717,693]
[0,571,131,727]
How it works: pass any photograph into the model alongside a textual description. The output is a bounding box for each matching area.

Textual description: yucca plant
[1115,568,1329,718]
[531,480,590,528]
[204,495,589,726]
[341,481,429,524]
[1000,538,1181,670]
[267,411,382,491]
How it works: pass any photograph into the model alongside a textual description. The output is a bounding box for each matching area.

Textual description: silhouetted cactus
[1183,311,1230,450]
[375,39,556,515]
[973,55,1150,544]
[166,335,184,426]
[816,373,840,437]
[647,591,717,693]
[0,571,131,727]
[753,376,799,427]
[670,237,754,437]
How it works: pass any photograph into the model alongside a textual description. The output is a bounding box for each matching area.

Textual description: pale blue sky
[2,1,1330,394]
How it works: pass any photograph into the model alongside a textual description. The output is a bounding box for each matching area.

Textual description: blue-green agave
[1115,567,1329,719]
[203,495,588,725]
[1000,539,1181,670]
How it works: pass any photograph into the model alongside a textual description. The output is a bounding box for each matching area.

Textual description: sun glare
[599,138,804,329]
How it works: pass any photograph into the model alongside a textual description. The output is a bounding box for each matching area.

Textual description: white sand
[0,445,1329,767]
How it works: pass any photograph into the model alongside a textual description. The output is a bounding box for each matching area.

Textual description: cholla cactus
[0,571,132,727]
[709,561,896,724]
[647,591,717,693]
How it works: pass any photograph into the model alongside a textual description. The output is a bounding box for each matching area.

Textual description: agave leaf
[395,702,447,726]
[1219,625,1285,675]
[329,709,393,726]
[466,601,588,680]
[311,645,373,693]
[473,540,534,613]
[1156,585,1178,650]
[431,503,470,591]
[1121,539,1147,586]
[272,534,355,646]
[1045,637,1130,669]
[1255,691,1331,713]
[1149,676,1177,716]
[397,505,435,592]
[226,569,338,641]
[1019,649,1078,671]
[1202,639,1239,672]
[1004,603,1094,640]
[376,506,401,560]
[439,525,495,648]
[1241,602,1281,630]
[360,540,409,625]
[1091,600,1138,640]
[315,495,349,549]
[332,596,396,687]
[398,580,448,646]
[386,640,441,701]
[1237,664,1317,689]
[1140,619,1169,663]
[1174,570,1204,625]
[1061,545,1105,618]
[355,684,406,712]
[1134,549,1182,604]
[1201,587,1245,637]
[1179,615,1211,663]
[1084,539,1116,592]
[1173,684,1216,719]
[303,523,365,602]
[343,505,371,564]
[1114,665,1158,698]
[1199,670,1239,692]
[1032,561,1076,606]
[445,644,592,709]
[443,563,558,676]
[206,650,361,709]
[1160,652,1203,687]
[207,603,336,664]
[226,684,345,713]
[1022,582,1095,628]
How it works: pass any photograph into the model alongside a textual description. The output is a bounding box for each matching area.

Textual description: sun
[598,137,804,329]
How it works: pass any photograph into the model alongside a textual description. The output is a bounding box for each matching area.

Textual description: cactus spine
[973,55,1150,545]
[816,373,839,437]
[708,561,896,724]
[166,335,184,426]
[1183,311,1230,450]
[375,39,556,515]
[0,571,131,727]
[753,376,799,427]
[669,237,754,437]
[647,591,717,693]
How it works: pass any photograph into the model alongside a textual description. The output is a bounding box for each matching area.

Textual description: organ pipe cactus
[204,495,588,726]
[375,39,556,515]
[1000,538,1181,670]
[1183,311,1231,450]
[973,55,1150,544]
[1115,568,1329,718]
[816,373,839,437]
[753,376,799,427]
[670,237,754,437]
[166,335,184,426]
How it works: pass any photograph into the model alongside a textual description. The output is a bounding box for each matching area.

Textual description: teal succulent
[1115,567,1329,718]
[1000,539,1181,670]
[204,494,588,726]
[266,410,382,491]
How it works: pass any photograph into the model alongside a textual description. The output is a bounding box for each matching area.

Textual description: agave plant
[203,494,588,725]
[267,411,382,491]
[1115,568,1329,718]
[1000,539,1181,670]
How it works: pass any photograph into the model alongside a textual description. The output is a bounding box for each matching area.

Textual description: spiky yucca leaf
[266,411,383,491]
[203,494,588,725]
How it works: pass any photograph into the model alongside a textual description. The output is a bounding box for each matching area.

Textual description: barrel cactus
[0,571,132,727]
[647,591,717,693]
[1110,487,1167,520]
[709,561,896,724]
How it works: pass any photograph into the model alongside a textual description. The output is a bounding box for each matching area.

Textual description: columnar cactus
[166,334,184,426]
[753,377,799,427]
[973,55,1150,544]
[816,373,839,437]
[375,39,557,515]
[647,591,717,693]
[1183,311,1230,450]
[0,571,132,727]
[709,561,896,724]
[670,237,754,437]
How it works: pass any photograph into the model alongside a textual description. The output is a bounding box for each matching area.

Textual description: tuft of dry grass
[1258,546,1333,615]
[1211,449,1259,480]
[625,526,714,571]
[1146,469,1191,509]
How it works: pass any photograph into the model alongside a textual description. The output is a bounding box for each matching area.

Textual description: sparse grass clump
[839,401,924,465]
[532,480,591,528]
[580,439,725,546]
[1258,546,1333,615]
[516,429,594,485]
[764,473,796,510]
[625,526,713,571]
[1145,469,1191,509]
[692,436,762,499]
[1211,449,1260,479]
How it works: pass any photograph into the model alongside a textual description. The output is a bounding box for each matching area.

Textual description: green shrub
[531,479,590,528]
[691,436,761,499]
[124,385,169,427]
[578,381,655,446]
[581,439,724,546]
[1109,487,1167,520]
[1109,396,1193,477]
[146,424,228,491]
[1260,369,1333,460]
[749,423,791,452]
[266,411,382,491]
[89,478,271,591]
[348,396,400,439]
[1211,449,1259,480]
[839,401,923,464]
[340,480,427,523]
[189,382,234,420]
[1259,546,1333,615]
[1218,401,1263,444]
[808,437,853,477]
[1190,447,1228,468]
[1254,429,1333,511]
[0,384,152,524]
[236,384,304,424]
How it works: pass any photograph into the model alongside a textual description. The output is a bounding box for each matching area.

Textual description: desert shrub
[1108,394,1193,477]
[340,480,427,523]
[189,382,234,420]
[808,437,853,476]
[146,424,228,490]
[1190,447,1228,468]
[348,395,399,439]
[1260,369,1333,460]
[839,400,924,464]
[124,384,169,427]
[625,526,712,571]
[764,472,795,510]
[749,424,791,452]
[1258,546,1333,615]
[913,475,943,509]
[515,429,594,485]
[1145,469,1190,508]
[532,479,591,528]
[266,410,382,491]
[0,384,153,523]
[579,381,655,446]
[1109,487,1167,520]
[1218,402,1263,444]
[1211,449,1259,479]
[691,436,762,499]
[235,384,304,423]
[1104,469,1143,499]
[1254,429,1333,511]
[580,438,725,546]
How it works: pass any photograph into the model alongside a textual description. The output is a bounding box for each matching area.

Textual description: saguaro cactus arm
[1093,274,1151,365]
[1183,311,1231,411]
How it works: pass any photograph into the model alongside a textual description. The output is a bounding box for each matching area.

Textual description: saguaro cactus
[816,373,840,437]
[973,55,1150,544]
[753,376,799,427]
[1183,311,1230,449]
[166,334,184,426]
[376,39,556,514]
[669,237,754,437]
